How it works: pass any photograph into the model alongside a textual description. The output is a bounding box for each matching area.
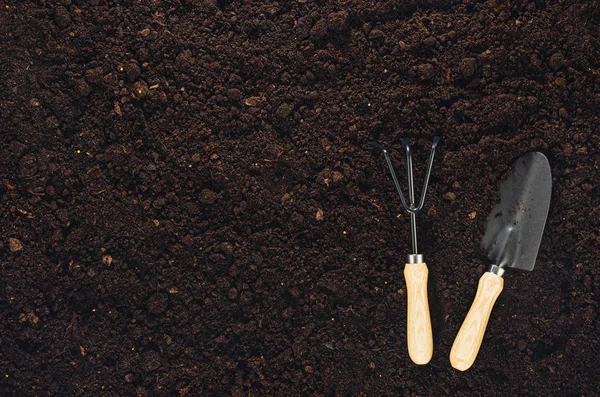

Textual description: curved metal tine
[411,136,441,213]
[371,137,440,215]
[380,146,412,212]
[370,141,412,212]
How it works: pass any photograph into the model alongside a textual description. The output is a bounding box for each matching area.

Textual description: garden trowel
[450,152,552,371]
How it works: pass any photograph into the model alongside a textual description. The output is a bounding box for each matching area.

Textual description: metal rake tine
[372,137,440,215]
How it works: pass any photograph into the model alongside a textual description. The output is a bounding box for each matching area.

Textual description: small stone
[443,192,456,202]
[85,67,103,84]
[30,98,40,107]
[549,53,565,70]
[310,18,327,40]
[102,254,113,266]
[332,171,344,182]
[9,238,23,252]
[191,153,202,162]
[316,208,324,221]
[210,153,219,160]
[468,211,477,220]
[459,58,477,78]
[125,63,141,83]
[304,365,314,374]
[168,287,178,294]
[281,193,291,203]
[244,96,262,107]
[199,189,220,204]
[369,362,376,369]
[327,10,349,32]
[226,88,242,101]
[54,6,71,28]
[19,312,39,324]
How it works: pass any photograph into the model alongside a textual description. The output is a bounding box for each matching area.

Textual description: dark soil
[1,0,599,395]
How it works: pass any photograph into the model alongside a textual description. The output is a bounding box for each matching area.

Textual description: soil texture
[1,0,599,395]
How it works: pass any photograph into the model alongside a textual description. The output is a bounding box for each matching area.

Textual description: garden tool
[372,136,440,365]
[450,152,552,371]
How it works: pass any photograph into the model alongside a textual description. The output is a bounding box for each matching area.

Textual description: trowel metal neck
[372,136,440,257]
[488,264,505,277]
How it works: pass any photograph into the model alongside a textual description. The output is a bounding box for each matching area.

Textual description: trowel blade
[481,152,552,271]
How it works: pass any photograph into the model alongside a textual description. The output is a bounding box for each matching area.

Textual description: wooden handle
[450,272,504,371]
[404,263,433,365]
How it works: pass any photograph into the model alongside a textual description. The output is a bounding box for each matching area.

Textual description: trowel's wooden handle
[404,263,433,365]
[450,272,504,371]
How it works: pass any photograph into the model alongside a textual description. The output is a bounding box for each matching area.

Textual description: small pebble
[102,254,113,266]
[316,208,324,221]
[9,238,23,252]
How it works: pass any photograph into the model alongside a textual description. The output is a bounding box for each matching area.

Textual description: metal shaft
[405,145,418,254]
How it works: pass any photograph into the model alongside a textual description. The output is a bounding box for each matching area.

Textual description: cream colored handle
[404,263,433,365]
[450,272,504,371]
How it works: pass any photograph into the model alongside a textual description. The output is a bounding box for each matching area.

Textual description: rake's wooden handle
[450,272,504,371]
[404,263,433,365]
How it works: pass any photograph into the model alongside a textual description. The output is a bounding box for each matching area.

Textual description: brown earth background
[1,0,599,395]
